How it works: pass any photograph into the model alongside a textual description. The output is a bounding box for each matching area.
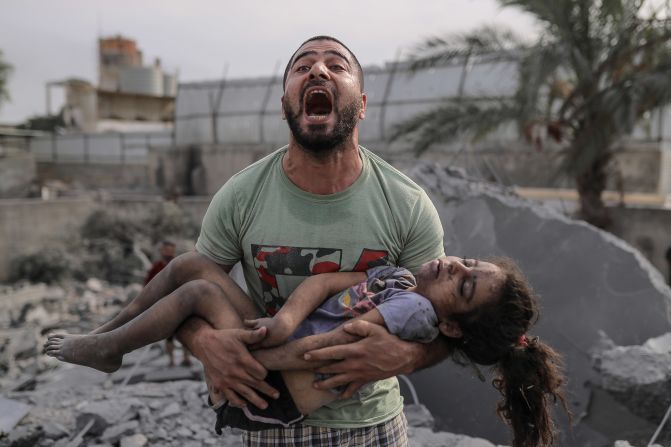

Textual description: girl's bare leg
[91,252,249,335]
[253,325,364,414]
[44,279,258,373]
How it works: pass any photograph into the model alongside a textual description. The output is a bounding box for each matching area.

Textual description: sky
[0,0,538,124]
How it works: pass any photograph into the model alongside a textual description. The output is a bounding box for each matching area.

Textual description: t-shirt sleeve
[377,292,439,343]
[366,266,416,291]
[195,179,243,266]
[398,190,445,274]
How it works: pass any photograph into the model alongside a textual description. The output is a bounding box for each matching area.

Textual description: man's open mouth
[304,87,333,121]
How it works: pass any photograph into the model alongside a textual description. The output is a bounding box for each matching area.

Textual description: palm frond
[0,50,12,105]
[406,25,525,72]
[515,42,565,125]
[566,58,671,130]
[389,100,519,154]
[500,0,576,39]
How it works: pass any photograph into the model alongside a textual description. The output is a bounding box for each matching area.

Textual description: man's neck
[283,137,363,195]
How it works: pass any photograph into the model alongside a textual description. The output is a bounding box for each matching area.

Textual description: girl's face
[414,256,504,321]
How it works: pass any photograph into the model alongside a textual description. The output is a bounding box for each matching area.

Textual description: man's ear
[439,320,462,339]
[358,93,367,120]
[281,96,286,120]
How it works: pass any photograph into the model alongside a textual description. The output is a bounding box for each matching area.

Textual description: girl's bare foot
[44,333,122,373]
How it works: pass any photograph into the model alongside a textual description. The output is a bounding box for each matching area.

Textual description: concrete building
[48,36,176,133]
[98,35,143,92]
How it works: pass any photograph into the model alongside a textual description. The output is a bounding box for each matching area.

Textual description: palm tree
[391,0,671,228]
[0,50,12,109]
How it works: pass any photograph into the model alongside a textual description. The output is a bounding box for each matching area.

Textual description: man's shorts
[211,370,304,433]
[241,412,408,447]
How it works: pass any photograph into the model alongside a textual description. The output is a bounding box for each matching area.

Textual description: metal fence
[29,131,174,164]
[175,54,671,147]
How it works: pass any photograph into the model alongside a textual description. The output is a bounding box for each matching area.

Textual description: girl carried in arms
[45,255,569,447]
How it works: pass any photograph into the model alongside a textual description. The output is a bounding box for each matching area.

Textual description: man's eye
[296,65,310,72]
[461,257,471,267]
[330,65,345,71]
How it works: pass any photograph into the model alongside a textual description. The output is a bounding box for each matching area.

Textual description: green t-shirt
[196,146,444,428]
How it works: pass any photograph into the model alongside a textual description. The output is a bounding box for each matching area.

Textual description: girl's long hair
[448,257,569,447]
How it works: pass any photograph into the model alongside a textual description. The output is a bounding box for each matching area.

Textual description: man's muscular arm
[305,320,451,398]
[252,309,451,398]
[177,317,280,409]
[249,307,387,372]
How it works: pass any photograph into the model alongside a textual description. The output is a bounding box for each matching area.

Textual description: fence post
[83,133,90,164]
[379,49,402,141]
[51,133,57,162]
[120,133,126,165]
[259,61,282,144]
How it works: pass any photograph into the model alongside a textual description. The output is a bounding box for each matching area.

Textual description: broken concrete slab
[100,420,140,443]
[119,434,147,447]
[142,366,196,383]
[593,332,671,424]
[615,442,661,447]
[404,404,434,429]
[408,426,502,447]
[37,364,108,392]
[0,396,32,433]
[408,164,671,446]
[157,402,180,420]
[74,399,139,436]
[643,332,671,354]
[2,424,44,447]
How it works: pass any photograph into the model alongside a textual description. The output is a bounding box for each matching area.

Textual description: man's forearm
[409,336,451,372]
[253,325,360,370]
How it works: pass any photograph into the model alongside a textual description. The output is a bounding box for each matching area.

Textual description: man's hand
[198,326,280,409]
[303,320,419,399]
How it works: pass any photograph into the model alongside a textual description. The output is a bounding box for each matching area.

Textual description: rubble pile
[2,380,241,447]
[593,332,671,429]
[0,279,140,391]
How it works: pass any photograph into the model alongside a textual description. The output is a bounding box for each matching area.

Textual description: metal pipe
[648,400,671,446]
[397,374,420,405]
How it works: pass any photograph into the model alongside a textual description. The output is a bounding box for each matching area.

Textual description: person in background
[145,240,191,367]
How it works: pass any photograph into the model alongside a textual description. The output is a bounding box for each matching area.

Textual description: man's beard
[284,96,360,156]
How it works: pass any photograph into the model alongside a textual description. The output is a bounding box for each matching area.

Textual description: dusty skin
[44,333,122,373]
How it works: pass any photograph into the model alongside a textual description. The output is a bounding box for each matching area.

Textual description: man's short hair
[161,240,176,247]
[282,36,364,92]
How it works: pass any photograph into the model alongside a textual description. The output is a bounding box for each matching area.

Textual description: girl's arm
[251,308,386,370]
[246,271,366,347]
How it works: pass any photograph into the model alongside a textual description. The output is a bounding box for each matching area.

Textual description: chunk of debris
[404,404,434,429]
[100,420,140,443]
[593,332,671,423]
[119,434,147,447]
[0,396,32,433]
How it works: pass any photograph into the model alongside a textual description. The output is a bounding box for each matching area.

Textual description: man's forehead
[292,40,351,63]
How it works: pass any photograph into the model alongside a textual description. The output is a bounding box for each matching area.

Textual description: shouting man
[111,36,447,446]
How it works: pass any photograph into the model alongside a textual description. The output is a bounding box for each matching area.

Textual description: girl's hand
[244,316,293,348]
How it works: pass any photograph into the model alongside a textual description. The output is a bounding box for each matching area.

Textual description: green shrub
[10,248,72,284]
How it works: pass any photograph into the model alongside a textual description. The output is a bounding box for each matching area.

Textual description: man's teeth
[307,114,329,121]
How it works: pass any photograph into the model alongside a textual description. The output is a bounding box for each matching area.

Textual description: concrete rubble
[593,331,671,424]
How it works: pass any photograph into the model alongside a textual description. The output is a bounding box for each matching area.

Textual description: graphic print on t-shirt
[251,245,389,315]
